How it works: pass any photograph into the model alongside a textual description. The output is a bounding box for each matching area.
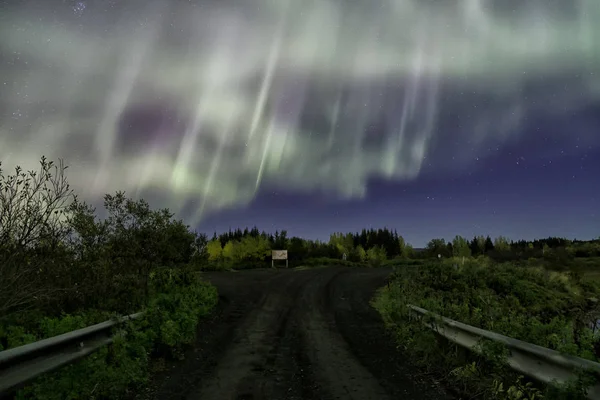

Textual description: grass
[373,257,600,399]
[576,257,600,281]
[1,267,218,400]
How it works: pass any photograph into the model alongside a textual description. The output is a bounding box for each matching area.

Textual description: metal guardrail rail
[409,305,600,399]
[3,304,600,398]
[0,312,143,396]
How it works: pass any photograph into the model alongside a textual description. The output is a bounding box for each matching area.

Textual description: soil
[144,266,452,400]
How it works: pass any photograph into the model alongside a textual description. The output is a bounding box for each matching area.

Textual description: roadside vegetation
[0,157,218,399]
[202,227,405,270]
[374,237,600,400]
[0,156,408,398]
[3,156,599,399]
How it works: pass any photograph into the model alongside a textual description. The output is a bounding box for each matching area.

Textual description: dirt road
[149,266,451,400]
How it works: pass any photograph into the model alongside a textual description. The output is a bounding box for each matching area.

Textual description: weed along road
[148,266,451,400]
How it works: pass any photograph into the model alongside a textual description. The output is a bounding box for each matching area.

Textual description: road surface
[144,266,451,400]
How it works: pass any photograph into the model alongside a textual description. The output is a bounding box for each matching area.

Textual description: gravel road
[147,266,451,400]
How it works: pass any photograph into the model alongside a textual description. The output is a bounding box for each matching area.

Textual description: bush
[4,268,218,399]
[0,156,217,399]
[373,259,600,399]
[144,267,218,358]
[366,246,387,267]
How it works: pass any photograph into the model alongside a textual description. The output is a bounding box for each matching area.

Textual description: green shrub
[373,260,600,399]
[2,269,218,400]
[366,246,387,267]
[144,267,218,358]
[14,332,151,400]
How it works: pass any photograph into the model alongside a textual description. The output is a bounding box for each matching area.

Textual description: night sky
[1,0,598,247]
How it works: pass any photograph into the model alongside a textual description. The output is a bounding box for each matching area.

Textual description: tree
[476,236,486,255]
[543,243,550,255]
[398,235,406,257]
[68,191,197,311]
[191,232,209,265]
[494,236,510,252]
[366,245,387,267]
[403,243,415,258]
[452,235,471,258]
[484,236,494,253]
[469,237,478,256]
[0,157,76,319]
[222,241,235,260]
[206,239,223,261]
[288,237,308,260]
[238,235,271,261]
[329,232,354,255]
[427,238,447,258]
[356,245,367,262]
[273,230,288,250]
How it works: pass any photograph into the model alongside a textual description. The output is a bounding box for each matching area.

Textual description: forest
[204,223,600,273]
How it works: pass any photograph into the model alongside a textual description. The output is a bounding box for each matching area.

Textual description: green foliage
[475,235,487,255]
[222,241,235,260]
[397,236,406,256]
[145,267,218,357]
[238,235,271,261]
[402,243,415,258]
[427,238,449,258]
[150,223,599,271]
[5,269,218,399]
[5,156,600,399]
[544,372,596,400]
[494,236,511,252]
[452,235,471,258]
[366,245,387,267]
[206,239,223,261]
[373,259,600,399]
[203,227,413,269]
[329,232,355,255]
[0,325,37,350]
[0,157,219,399]
[492,376,544,400]
[383,258,425,267]
[0,157,76,319]
[60,191,203,315]
[355,245,367,262]
[206,226,416,269]
[209,235,272,269]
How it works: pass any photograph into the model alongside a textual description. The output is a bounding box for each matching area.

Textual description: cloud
[1,0,599,223]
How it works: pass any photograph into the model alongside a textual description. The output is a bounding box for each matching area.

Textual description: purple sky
[199,131,600,247]
[1,0,599,248]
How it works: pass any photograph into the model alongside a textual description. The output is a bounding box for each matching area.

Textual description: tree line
[204,226,600,270]
[424,235,600,264]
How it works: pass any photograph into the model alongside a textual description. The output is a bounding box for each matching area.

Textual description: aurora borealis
[1,0,599,245]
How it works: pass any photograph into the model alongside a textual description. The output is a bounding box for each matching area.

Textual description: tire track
[151,267,452,400]
[187,270,318,400]
[295,268,391,400]
[329,268,452,400]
